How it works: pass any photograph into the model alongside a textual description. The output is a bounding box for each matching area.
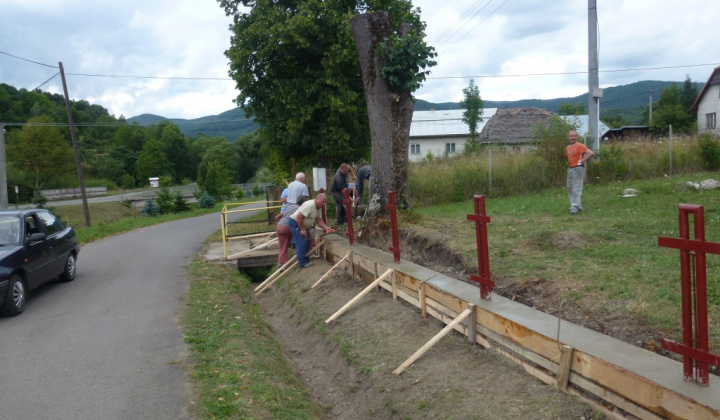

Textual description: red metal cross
[467,195,494,299]
[658,204,720,386]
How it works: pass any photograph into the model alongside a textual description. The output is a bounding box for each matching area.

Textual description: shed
[149,177,160,188]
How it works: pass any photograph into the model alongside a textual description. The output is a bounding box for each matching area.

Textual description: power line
[0,50,57,68]
[33,72,60,91]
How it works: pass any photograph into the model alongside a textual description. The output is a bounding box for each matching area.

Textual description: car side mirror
[25,232,46,244]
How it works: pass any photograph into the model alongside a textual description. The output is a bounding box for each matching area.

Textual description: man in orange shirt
[565,130,594,214]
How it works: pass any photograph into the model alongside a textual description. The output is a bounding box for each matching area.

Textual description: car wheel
[2,274,26,316]
[59,253,77,282]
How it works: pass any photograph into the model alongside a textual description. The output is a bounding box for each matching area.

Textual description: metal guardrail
[220,200,282,259]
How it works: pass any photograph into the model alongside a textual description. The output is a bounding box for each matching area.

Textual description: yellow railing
[220,200,283,259]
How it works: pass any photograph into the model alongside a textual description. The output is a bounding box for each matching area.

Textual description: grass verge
[183,259,323,419]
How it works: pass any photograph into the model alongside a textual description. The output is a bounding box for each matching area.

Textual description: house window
[445,142,456,154]
[707,113,717,129]
[410,144,421,155]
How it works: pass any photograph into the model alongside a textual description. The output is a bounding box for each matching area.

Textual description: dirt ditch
[254,260,601,419]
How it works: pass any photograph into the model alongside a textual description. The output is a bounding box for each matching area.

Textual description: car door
[23,213,55,288]
[35,210,71,276]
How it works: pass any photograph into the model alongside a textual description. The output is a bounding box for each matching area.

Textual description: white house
[692,65,720,135]
[408,109,497,162]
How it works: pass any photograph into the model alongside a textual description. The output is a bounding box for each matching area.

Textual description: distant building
[600,126,649,141]
[408,109,497,162]
[480,108,555,152]
[691,65,720,135]
[149,177,160,188]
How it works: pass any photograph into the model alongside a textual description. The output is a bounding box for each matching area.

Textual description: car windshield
[0,216,21,245]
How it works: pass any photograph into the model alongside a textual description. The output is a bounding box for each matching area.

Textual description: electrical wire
[0,50,57,68]
[32,72,60,91]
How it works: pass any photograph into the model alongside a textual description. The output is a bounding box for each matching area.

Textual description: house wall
[408,136,469,162]
[697,83,720,135]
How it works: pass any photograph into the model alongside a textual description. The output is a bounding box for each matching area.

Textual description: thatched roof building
[479,107,554,145]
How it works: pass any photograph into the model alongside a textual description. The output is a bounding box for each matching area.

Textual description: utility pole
[59,62,91,227]
[588,0,601,160]
[0,123,7,209]
[649,90,653,125]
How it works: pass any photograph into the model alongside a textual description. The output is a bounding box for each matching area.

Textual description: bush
[252,184,264,198]
[141,198,161,216]
[120,174,136,190]
[197,191,216,209]
[698,133,720,170]
[155,187,175,214]
[173,194,190,212]
[235,188,246,200]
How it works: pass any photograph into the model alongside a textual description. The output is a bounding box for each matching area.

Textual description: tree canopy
[646,75,699,134]
[218,0,421,174]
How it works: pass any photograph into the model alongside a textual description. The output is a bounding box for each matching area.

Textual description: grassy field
[412,172,720,350]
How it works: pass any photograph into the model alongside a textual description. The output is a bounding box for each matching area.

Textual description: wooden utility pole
[59,62,91,227]
[0,123,7,209]
[588,0,601,160]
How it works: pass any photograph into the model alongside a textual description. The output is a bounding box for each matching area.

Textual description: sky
[1,0,718,120]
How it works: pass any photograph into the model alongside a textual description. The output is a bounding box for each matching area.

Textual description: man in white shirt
[286,172,309,205]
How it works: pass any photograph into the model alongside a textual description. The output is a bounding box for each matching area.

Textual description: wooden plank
[254,254,297,292]
[255,260,298,295]
[236,250,279,268]
[556,345,574,391]
[420,283,427,318]
[325,269,394,323]
[311,253,350,288]
[392,273,398,300]
[393,308,472,375]
[229,238,278,259]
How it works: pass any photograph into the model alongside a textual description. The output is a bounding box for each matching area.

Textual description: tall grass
[410,134,708,206]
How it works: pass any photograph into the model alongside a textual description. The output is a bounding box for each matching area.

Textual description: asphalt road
[0,209,250,419]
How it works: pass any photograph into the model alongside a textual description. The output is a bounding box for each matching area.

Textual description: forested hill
[414,80,704,125]
[128,107,256,141]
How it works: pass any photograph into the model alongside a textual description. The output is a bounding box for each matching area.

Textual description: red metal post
[658,204,720,386]
[466,195,494,299]
[343,188,354,245]
[387,191,400,263]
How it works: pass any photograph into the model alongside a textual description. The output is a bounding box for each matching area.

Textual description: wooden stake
[254,254,297,292]
[420,283,427,318]
[312,253,350,288]
[393,308,472,375]
[255,260,298,295]
[227,238,279,259]
[556,345,574,391]
[325,269,393,323]
[467,303,477,343]
[254,241,323,293]
[392,273,398,300]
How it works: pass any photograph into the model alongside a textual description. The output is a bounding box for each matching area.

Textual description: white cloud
[0,0,718,119]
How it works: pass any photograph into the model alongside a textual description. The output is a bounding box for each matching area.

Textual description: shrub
[155,187,175,214]
[141,198,161,216]
[698,133,720,170]
[120,174,136,190]
[173,194,190,212]
[197,191,216,209]
[252,184,263,198]
[235,188,246,200]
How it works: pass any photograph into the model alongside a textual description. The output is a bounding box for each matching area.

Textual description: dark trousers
[288,218,311,267]
[332,191,346,224]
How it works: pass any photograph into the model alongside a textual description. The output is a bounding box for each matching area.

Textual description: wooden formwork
[319,236,720,420]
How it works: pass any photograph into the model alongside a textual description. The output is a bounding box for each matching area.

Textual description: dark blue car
[0,209,80,316]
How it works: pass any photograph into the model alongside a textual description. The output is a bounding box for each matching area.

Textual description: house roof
[691,65,720,113]
[479,107,555,144]
[409,108,497,138]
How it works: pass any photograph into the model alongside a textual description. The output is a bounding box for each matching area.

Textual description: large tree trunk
[350,12,414,231]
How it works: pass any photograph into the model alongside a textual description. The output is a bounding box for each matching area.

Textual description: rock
[687,181,700,190]
[622,188,640,197]
[699,179,720,190]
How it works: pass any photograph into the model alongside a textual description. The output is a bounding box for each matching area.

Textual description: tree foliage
[378,31,436,94]
[646,76,698,135]
[460,79,483,150]
[218,0,420,172]
[7,115,75,189]
[558,102,586,116]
